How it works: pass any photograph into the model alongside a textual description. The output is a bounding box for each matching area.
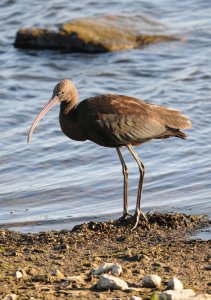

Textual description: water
[0,0,210,234]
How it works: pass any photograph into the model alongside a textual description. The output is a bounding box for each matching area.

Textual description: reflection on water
[0,0,210,234]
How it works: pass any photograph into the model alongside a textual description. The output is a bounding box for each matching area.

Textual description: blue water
[0,0,210,233]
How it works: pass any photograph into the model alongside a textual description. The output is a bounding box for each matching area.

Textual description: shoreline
[0,212,210,299]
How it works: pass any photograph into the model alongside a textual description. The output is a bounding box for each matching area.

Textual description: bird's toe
[131,211,148,230]
[117,211,148,229]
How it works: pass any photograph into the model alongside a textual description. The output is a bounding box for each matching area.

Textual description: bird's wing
[80,95,168,146]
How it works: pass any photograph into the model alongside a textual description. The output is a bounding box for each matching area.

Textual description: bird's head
[52,79,78,103]
[27,79,78,143]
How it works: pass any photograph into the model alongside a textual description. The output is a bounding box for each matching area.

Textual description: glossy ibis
[27,79,192,229]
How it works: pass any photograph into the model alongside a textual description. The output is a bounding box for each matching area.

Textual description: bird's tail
[153,105,192,140]
[167,127,187,139]
[154,127,187,140]
[155,105,192,130]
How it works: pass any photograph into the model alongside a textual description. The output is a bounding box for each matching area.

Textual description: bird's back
[67,94,192,147]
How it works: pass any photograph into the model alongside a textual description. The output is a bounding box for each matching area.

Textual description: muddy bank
[14,15,177,53]
[0,213,210,299]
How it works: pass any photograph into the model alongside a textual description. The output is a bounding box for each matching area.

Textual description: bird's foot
[131,211,148,230]
[117,211,148,229]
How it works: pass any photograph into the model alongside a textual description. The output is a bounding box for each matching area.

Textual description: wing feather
[76,94,191,147]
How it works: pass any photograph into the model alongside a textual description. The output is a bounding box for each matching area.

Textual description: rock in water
[14,15,177,53]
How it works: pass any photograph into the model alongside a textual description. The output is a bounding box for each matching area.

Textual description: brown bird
[27,79,192,229]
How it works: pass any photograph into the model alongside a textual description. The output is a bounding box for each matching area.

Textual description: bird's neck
[60,92,78,115]
[59,97,87,142]
[59,84,79,115]
[60,101,77,115]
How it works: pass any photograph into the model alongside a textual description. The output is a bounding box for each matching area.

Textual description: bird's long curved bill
[27,96,59,143]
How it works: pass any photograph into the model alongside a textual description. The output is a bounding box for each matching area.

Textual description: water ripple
[0,0,210,233]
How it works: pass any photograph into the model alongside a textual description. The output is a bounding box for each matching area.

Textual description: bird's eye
[57,91,64,96]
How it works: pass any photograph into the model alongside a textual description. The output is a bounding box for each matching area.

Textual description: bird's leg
[116,147,130,218]
[126,145,147,230]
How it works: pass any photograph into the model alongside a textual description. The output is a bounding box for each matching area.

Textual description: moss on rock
[14,16,178,53]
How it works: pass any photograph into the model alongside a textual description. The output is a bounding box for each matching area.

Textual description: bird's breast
[59,110,87,142]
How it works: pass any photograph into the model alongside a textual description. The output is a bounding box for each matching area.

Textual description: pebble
[3,294,17,300]
[142,274,162,288]
[191,294,211,300]
[27,267,38,276]
[167,277,183,291]
[94,256,102,262]
[67,275,84,284]
[51,269,65,280]
[6,251,18,256]
[111,263,123,276]
[92,262,122,276]
[96,274,128,291]
[53,244,69,251]
[68,275,86,288]
[130,296,142,300]
[17,268,28,279]
[159,289,195,299]
[123,268,132,277]
[136,254,151,264]
[15,270,23,279]
[192,294,211,300]
[132,268,145,275]
[32,274,50,282]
